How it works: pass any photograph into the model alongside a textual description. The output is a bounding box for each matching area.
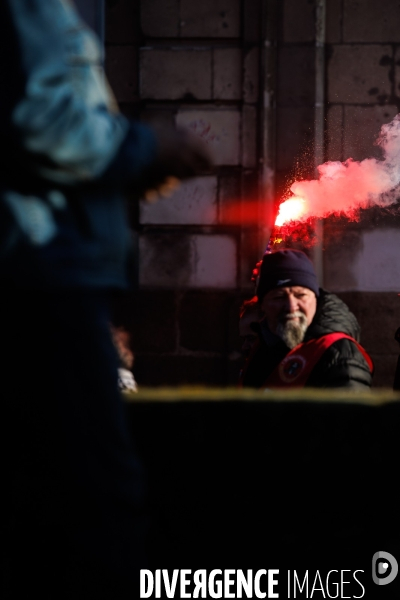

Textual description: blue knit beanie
[256,250,319,301]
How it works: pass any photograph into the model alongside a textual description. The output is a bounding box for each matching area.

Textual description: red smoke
[221,113,400,247]
[276,113,400,226]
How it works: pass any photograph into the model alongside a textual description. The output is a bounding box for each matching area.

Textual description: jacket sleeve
[4,0,157,185]
[307,338,373,390]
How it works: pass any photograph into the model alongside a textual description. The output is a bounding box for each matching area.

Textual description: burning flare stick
[264,197,308,254]
[252,197,309,288]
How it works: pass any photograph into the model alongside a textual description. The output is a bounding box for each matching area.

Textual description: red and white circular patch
[278,354,307,383]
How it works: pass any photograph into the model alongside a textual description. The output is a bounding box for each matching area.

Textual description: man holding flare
[240,249,373,390]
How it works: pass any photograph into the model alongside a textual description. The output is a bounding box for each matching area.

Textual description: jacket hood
[305,289,361,342]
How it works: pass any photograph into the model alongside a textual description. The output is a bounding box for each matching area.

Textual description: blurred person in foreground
[240,250,373,390]
[0,1,211,598]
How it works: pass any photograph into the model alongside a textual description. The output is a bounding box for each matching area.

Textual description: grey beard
[276,312,308,349]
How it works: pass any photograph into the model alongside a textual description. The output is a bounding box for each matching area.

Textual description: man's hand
[143,176,181,203]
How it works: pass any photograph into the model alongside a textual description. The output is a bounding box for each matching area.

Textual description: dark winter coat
[241,289,373,390]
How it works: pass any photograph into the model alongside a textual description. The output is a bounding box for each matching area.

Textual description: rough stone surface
[278,46,316,107]
[114,290,177,354]
[139,108,176,129]
[140,49,212,100]
[140,176,218,225]
[326,0,342,44]
[240,169,262,229]
[190,234,237,288]
[213,48,242,100]
[336,291,400,387]
[282,0,316,43]
[336,291,400,355]
[242,106,257,169]
[244,47,259,104]
[324,227,363,292]
[139,233,237,288]
[368,354,399,388]
[114,289,251,386]
[226,291,252,354]
[243,0,262,45]
[393,46,400,97]
[240,229,265,290]
[328,45,392,104]
[276,106,315,172]
[179,291,235,352]
[326,105,343,161]
[324,228,400,292]
[218,171,241,225]
[180,0,240,38]
[105,0,139,44]
[118,104,140,120]
[343,105,398,161]
[343,0,400,43]
[134,355,227,386]
[176,109,241,165]
[141,0,180,37]
[139,233,193,288]
[105,46,138,103]
[348,229,400,291]
[275,170,294,200]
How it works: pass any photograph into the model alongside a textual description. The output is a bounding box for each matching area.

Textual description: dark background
[126,393,400,597]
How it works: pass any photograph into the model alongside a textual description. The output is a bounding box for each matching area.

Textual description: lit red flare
[265,196,317,253]
[274,197,308,227]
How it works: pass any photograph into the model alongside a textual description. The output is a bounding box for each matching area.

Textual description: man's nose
[286,294,299,312]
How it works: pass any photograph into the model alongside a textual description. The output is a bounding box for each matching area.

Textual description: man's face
[261,286,317,347]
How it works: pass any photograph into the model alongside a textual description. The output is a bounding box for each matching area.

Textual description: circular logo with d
[372,551,398,585]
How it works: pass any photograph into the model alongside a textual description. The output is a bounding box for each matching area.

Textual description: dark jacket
[242,289,373,390]
[1,0,157,289]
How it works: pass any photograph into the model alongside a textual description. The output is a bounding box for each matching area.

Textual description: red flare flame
[268,196,318,251]
[274,197,308,226]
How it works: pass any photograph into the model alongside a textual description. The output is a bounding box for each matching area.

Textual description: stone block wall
[323,0,400,386]
[106,0,264,386]
[135,0,264,297]
[336,291,400,388]
[324,0,400,174]
[275,0,318,196]
[111,288,247,386]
